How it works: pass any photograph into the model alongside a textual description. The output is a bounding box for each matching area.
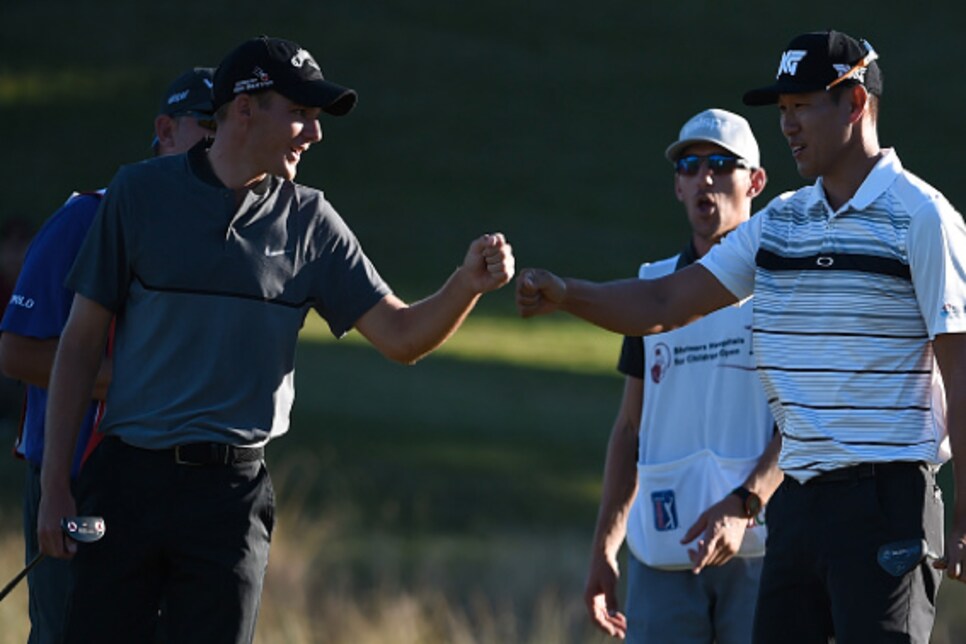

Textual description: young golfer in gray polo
[38,36,514,643]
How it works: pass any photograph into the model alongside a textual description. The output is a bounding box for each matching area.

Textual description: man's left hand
[680,494,751,574]
[933,530,966,582]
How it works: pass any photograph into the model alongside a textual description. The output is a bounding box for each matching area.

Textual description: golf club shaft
[0,553,43,602]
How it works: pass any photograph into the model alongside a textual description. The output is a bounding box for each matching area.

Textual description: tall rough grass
[0,470,606,644]
[254,462,604,643]
[1,503,965,642]
[0,529,29,644]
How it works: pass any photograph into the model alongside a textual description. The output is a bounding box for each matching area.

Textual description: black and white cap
[743,30,883,106]
[213,36,357,116]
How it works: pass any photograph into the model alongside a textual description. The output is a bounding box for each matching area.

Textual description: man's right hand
[583,555,628,639]
[37,484,78,559]
[515,269,567,318]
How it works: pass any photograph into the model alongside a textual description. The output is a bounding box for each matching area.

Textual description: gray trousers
[625,553,763,644]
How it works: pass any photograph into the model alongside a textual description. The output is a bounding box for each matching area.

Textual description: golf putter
[876,538,942,577]
[0,516,106,602]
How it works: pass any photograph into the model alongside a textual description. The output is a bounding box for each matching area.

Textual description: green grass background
[4,2,966,288]
[2,1,966,641]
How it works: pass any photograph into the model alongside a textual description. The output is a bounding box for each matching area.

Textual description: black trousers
[65,438,275,644]
[753,462,943,644]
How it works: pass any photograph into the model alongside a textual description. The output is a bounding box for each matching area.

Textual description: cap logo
[291,48,321,72]
[203,78,213,89]
[833,63,867,84]
[686,114,730,134]
[233,66,274,95]
[167,90,190,106]
[777,50,807,77]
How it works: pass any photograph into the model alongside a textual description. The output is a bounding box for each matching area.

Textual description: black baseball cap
[158,67,215,116]
[213,36,357,116]
[743,30,883,106]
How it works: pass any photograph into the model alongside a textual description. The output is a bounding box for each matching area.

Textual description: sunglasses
[172,110,216,132]
[675,154,751,176]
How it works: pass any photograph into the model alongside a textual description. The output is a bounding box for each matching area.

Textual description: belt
[807,461,922,485]
[109,438,264,467]
[171,443,265,465]
[172,442,264,466]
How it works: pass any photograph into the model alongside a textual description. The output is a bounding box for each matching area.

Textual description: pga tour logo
[777,49,807,77]
[651,489,678,532]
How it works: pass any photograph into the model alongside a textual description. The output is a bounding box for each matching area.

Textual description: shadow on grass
[269,336,622,535]
[259,334,626,643]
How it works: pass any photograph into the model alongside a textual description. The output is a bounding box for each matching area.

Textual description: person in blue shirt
[0,66,215,644]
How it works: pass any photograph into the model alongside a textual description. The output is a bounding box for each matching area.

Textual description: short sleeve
[618,335,644,378]
[308,197,391,337]
[698,209,765,300]
[907,198,966,338]
[1,193,103,338]
[66,169,135,313]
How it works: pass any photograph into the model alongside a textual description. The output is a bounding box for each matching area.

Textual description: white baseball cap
[664,108,760,168]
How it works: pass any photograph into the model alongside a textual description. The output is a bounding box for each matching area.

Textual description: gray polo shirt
[68,142,391,449]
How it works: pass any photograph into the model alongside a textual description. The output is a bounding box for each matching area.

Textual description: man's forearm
[932,334,966,532]
[396,267,482,362]
[741,431,784,506]
[591,417,640,562]
[945,386,966,534]
[558,265,737,337]
[41,298,113,490]
[0,333,111,400]
[356,267,483,366]
[41,339,103,490]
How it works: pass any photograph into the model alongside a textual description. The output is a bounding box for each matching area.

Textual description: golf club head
[61,516,106,544]
[877,538,939,577]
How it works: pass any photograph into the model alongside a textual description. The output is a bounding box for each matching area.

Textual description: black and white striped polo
[701,150,966,482]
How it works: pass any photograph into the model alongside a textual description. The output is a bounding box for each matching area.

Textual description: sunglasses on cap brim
[826,39,878,91]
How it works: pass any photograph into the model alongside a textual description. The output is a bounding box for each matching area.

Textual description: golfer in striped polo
[517,29,966,643]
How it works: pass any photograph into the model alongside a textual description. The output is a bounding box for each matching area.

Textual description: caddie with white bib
[583,108,781,644]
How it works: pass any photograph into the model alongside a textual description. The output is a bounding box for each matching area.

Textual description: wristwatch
[730,486,762,520]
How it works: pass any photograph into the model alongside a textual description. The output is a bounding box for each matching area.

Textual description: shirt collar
[674,239,699,271]
[186,139,273,195]
[806,148,901,216]
[187,138,223,188]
